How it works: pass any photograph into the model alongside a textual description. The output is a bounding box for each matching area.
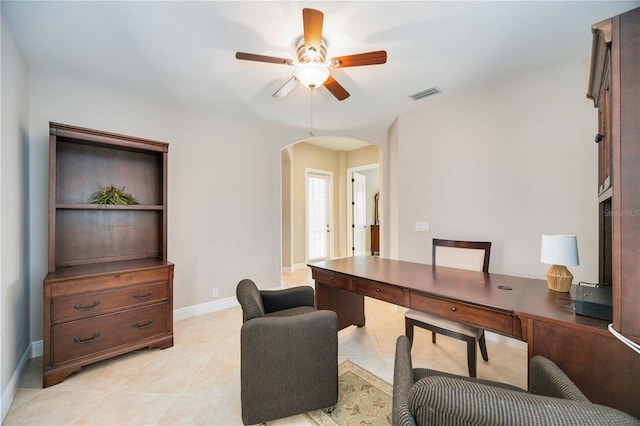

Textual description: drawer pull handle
[451,307,457,312]
[133,319,154,329]
[74,333,100,344]
[74,300,100,311]
[133,291,154,300]
[376,288,381,292]
[114,274,121,278]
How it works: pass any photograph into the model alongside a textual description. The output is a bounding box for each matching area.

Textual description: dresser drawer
[410,292,514,336]
[50,268,170,298]
[356,279,409,306]
[53,281,168,322]
[312,269,355,291]
[52,303,168,365]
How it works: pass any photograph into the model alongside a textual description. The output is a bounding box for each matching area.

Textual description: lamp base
[546,265,573,292]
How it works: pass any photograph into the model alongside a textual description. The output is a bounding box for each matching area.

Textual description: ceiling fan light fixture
[295,63,329,89]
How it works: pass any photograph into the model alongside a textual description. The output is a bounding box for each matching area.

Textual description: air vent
[409,87,441,101]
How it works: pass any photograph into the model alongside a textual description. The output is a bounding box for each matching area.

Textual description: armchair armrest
[260,286,315,313]
[529,355,589,402]
[409,376,640,425]
[393,336,417,426]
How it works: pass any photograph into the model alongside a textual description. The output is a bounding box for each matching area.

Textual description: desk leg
[315,281,365,331]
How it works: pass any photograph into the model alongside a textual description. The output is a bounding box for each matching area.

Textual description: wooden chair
[404,238,492,377]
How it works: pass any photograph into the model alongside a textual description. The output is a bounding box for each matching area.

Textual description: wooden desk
[309,256,640,418]
[311,256,533,337]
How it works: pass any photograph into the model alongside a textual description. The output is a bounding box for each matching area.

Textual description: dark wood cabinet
[588,18,612,198]
[588,16,614,286]
[43,123,173,387]
[587,7,640,340]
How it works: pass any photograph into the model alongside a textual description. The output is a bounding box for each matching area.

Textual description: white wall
[1,13,31,420]
[392,56,599,282]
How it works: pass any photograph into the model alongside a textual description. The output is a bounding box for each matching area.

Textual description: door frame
[346,163,379,257]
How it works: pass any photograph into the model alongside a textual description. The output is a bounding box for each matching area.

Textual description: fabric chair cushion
[261,286,315,313]
[436,246,487,271]
[413,368,526,393]
[405,309,481,338]
[265,305,317,318]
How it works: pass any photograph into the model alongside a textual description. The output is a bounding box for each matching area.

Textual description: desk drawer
[52,303,168,365]
[356,280,408,306]
[313,270,355,291]
[53,281,169,322]
[50,268,170,297]
[410,292,514,336]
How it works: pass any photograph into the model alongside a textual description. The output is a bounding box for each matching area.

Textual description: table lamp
[540,234,579,292]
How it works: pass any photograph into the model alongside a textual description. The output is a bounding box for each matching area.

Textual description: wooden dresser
[43,123,173,387]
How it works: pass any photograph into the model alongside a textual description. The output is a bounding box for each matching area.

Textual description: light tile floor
[4,267,527,425]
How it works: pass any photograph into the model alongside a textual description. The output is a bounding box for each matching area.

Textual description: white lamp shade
[295,63,329,88]
[540,234,579,266]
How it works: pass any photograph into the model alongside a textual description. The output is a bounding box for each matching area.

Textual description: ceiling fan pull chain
[310,89,314,137]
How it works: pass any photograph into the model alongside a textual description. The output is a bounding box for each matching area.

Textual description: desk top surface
[309,256,609,331]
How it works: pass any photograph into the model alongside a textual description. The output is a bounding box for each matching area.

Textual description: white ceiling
[3,1,639,147]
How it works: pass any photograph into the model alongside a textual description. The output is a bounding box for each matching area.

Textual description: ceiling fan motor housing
[297,37,328,64]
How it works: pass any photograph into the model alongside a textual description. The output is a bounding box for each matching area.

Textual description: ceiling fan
[235,8,387,101]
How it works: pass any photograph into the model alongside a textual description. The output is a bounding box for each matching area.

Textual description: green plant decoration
[89,183,139,206]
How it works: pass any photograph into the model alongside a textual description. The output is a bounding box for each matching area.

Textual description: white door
[352,172,367,256]
[307,171,331,262]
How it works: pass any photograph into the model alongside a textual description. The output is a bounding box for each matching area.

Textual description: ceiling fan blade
[324,75,350,101]
[235,52,293,66]
[330,51,387,68]
[273,76,299,98]
[303,8,324,54]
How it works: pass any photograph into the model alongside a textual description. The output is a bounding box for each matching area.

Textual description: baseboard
[1,341,37,422]
[173,296,239,322]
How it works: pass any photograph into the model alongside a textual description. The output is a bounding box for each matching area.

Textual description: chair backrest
[236,279,265,322]
[432,238,491,273]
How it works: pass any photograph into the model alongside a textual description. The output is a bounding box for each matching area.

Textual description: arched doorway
[281,136,382,272]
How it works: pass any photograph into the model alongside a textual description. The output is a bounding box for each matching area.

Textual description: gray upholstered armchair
[236,279,338,425]
[393,335,639,425]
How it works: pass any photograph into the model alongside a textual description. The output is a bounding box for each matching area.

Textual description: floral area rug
[307,360,392,426]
